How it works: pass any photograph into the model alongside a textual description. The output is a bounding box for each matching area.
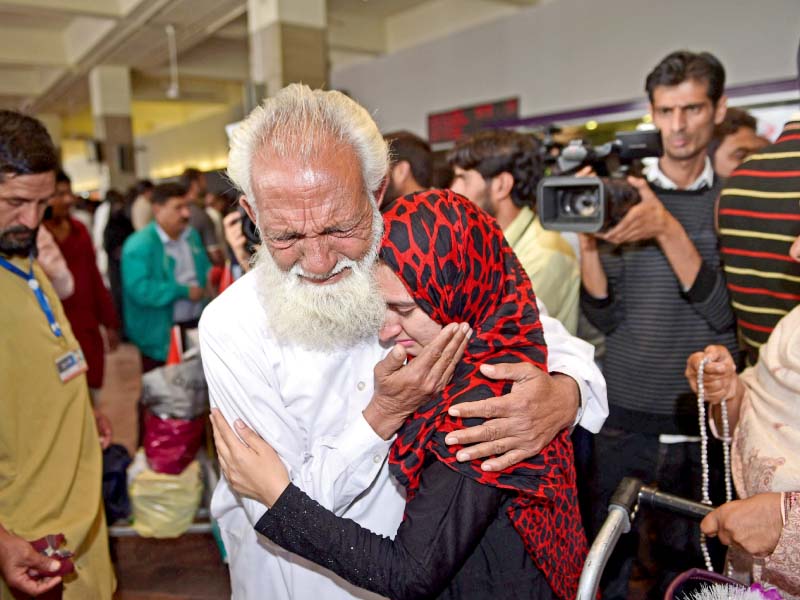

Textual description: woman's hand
[685,344,740,405]
[701,493,783,557]
[210,409,290,507]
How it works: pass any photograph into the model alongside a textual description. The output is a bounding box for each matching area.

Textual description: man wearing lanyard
[0,111,115,599]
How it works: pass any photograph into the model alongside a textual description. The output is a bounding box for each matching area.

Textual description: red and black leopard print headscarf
[381,189,586,600]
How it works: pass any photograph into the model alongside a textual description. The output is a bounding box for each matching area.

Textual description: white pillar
[89,65,136,192]
[247,0,327,97]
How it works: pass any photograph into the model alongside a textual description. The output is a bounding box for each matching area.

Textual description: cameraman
[449,130,581,335]
[580,51,739,599]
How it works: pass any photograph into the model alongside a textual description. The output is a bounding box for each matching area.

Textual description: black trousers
[588,426,726,600]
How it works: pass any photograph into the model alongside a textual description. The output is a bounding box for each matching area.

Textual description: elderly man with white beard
[199,84,607,600]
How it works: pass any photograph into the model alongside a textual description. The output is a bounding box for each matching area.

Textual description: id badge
[55,348,88,383]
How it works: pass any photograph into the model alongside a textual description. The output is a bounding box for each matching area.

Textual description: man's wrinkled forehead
[251,139,366,199]
[0,170,56,200]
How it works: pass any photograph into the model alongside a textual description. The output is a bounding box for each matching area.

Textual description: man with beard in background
[0,110,114,599]
[380,130,433,213]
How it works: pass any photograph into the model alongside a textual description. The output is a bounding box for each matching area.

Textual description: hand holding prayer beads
[685,345,740,405]
[696,355,734,574]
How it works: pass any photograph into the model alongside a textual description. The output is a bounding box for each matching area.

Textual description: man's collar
[154,223,189,243]
[508,205,535,229]
[646,156,714,191]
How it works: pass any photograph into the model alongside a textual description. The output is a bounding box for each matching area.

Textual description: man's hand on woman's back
[444,363,580,472]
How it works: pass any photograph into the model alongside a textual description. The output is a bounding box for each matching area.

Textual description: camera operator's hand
[577,232,598,252]
[574,166,596,178]
[576,230,607,297]
[600,176,670,244]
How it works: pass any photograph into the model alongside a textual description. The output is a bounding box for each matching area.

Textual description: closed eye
[388,303,417,316]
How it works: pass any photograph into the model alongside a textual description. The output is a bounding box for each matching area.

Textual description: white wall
[385,0,518,53]
[328,12,386,70]
[331,0,800,136]
[135,106,242,180]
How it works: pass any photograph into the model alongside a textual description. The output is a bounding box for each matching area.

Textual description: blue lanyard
[0,255,63,338]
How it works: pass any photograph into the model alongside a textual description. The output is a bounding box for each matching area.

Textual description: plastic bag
[140,352,208,420]
[142,410,205,475]
[128,450,202,538]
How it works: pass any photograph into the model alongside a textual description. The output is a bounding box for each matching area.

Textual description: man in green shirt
[449,130,580,334]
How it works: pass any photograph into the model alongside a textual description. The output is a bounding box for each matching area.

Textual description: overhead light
[165,24,180,100]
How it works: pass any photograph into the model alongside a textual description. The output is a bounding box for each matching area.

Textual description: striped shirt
[718,121,800,365]
[582,181,739,435]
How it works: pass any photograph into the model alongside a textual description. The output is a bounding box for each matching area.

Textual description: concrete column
[247,0,327,97]
[89,65,136,192]
[37,113,62,148]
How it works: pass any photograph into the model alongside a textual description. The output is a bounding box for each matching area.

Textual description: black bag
[103,443,132,524]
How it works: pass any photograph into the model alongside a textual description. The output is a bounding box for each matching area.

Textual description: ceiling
[0,0,540,133]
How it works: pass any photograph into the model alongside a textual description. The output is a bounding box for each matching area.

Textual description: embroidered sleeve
[762,491,800,596]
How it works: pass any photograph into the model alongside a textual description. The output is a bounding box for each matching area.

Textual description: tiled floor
[99,344,231,600]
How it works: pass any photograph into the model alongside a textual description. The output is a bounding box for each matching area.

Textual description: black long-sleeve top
[255,459,555,600]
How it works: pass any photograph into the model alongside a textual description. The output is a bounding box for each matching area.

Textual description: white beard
[252,210,386,352]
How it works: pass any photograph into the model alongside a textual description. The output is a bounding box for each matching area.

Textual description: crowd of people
[1,41,798,600]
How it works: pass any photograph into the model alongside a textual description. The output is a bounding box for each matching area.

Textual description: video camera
[537,129,663,233]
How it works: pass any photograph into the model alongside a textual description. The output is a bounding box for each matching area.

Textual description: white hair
[227,83,389,207]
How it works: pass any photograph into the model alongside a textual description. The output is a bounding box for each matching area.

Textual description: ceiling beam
[328,13,386,55]
[486,0,540,5]
[0,26,68,67]
[63,17,118,63]
[0,0,124,19]
[0,69,41,95]
[133,0,247,71]
[24,0,175,113]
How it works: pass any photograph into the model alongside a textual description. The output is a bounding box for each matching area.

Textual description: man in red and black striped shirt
[717,49,800,364]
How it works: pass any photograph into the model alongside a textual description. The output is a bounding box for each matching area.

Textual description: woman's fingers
[439,327,472,388]
[210,410,231,453]
[234,419,272,453]
[423,323,469,388]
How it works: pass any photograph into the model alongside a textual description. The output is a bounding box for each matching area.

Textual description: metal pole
[638,486,714,521]
[577,477,643,600]
[576,505,631,600]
